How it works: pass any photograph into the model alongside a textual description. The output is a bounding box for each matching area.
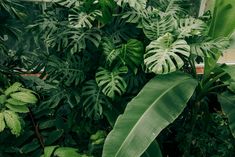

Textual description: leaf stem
[28,107,45,149]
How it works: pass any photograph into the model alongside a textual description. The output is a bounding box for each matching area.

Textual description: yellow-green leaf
[5,103,29,113]
[0,112,6,132]
[4,82,23,96]
[10,92,38,104]
[3,110,21,136]
[6,98,27,106]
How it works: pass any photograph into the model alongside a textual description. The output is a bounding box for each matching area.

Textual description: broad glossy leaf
[218,92,235,138]
[102,72,197,157]
[145,33,190,74]
[142,140,162,157]
[44,146,59,157]
[4,82,23,96]
[54,147,81,157]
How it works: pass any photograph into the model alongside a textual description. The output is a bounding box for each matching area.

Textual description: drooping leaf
[190,37,229,57]
[218,91,235,138]
[102,72,197,157]
[144,33,190,74]
[96,66,128,98]
[3,110,21,136]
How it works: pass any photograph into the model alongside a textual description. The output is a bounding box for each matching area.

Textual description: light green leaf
[44,145,59,157]
[10,92,38,104]
[102,72,197,157]
[145,33,190,74]
[5,103,29,113]
[0,112,6,132]
[3,110,21,136]
[4,82,23,96]
[54,147,81,157]
[6,98,27,106]
[218,92,235,138]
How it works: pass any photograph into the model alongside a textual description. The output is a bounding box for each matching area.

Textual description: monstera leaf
[102,72,198,157]
[69,9,102,28]
[218,91,235,138]
[143,15,175,40]
[120,39,144,71]
[115,0,147,10]
[96,66,128,98]
[178,17,207,38]
[144,33,190,74]
[82,80,110,119]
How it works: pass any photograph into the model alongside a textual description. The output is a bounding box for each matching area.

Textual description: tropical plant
[1,0,235,157]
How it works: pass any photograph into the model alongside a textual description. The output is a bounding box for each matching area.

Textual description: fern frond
[69,9,102,28]
[82,80,110,120]
[96,66,128,98]
[144,33,190,74]
[178,17,207,38]
[190,37,229,57]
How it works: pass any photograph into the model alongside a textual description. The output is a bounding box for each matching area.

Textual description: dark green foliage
[0,0,235,157]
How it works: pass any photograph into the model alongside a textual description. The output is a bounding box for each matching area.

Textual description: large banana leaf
[218,91,235,138]
[102,72,198,157]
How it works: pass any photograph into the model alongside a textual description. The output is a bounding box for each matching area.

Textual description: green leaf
[178,17,207,38]
[190,37,229,57]
[141,140,162,157]
[45,130,64,145]
[6,98,27,106]
[69,9,102,28]
[53,147,81,157]
[145,33,190,74]
[0,95,6,104]
[209,0,235,38]
[218,91,235,138]
[20,139,40,153]
[10,92,38,104]
[102,72,197,157]
[4,82,23,96]
[143,15,175,40]
[115,0,147,10]
[120,39,144,71]
[5,103,29,113]
[82,80,110,119]
[0,112,6,132]
[96,66,128,98]
[3,110,21,136]
[44,146,59,157]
